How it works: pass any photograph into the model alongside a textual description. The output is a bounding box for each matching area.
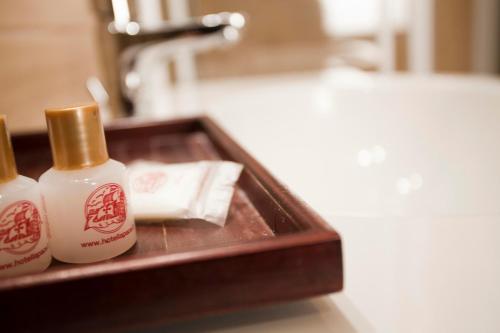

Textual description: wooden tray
[0,116,342,332]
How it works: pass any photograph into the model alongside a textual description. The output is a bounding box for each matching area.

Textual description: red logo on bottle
[132,171,167,193]
[0,201,42,255]
[84,183,127,234]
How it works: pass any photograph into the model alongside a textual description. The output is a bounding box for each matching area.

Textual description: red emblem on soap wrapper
[132,171,167,193]
[0,201,41,255]
[84,183,127,234]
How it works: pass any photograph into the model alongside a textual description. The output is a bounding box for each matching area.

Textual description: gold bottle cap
[0,115,18,183]
[45,103,109,170]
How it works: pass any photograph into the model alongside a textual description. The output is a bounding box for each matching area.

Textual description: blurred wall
[0,0,97,131]
[191,0,478,75]
[434,0,472,72]
[189,0,335,78]
[0,0,496,131]
[471,0,500,73]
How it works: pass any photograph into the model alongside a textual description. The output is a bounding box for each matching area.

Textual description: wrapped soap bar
[127,160,243,226]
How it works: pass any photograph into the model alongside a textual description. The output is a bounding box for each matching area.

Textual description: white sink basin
[147,70,500,332]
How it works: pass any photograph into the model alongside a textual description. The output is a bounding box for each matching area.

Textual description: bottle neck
[0,116,18,183]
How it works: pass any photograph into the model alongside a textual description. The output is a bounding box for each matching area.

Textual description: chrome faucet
[92,0,245,117]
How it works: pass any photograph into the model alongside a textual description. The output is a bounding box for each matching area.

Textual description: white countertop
[141,70,500,333]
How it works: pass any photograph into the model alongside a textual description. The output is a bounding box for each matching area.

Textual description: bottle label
[84,183,127,234]
[0,201,42,255]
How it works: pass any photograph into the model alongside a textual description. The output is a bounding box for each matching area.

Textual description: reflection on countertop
[139,295,371,333]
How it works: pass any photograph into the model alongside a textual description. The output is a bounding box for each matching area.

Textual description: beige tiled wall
[190,0,335,78]
[434,0,472,72]
[0,0,98,132]
[0,0,478,131]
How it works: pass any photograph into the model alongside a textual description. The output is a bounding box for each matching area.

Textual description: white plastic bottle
[0,115,51,278]
[39,104,136,264]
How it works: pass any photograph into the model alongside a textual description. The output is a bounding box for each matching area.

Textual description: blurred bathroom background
[0,0,498,130]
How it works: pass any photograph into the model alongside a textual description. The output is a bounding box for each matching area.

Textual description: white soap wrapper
[127,160,243,226]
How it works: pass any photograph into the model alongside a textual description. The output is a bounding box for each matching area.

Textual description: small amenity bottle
[0,115,51,277]
[39,104,136,263]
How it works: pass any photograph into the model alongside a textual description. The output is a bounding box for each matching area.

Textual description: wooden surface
[0,117,342,332]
